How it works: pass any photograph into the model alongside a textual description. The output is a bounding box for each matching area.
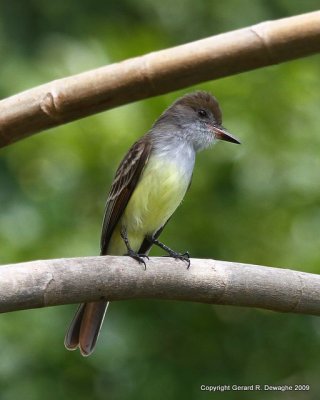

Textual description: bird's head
[155,91,240,151]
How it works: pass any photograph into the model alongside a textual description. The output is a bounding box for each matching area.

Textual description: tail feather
[64,301,109,356]
[64,303,86,350]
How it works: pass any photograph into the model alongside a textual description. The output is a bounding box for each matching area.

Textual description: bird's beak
[212,125,241,144]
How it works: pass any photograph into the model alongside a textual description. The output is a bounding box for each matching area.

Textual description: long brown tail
[64,301,109,356]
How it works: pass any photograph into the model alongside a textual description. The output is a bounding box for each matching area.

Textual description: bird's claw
[165,250,191,269]
[127,250,149,270]
[177,252,191,269]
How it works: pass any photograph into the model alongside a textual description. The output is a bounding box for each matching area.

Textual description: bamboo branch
[0,11,319,148]
[1,256,320,316]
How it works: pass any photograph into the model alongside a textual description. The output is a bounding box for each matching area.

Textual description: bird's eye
[197,109,208,118]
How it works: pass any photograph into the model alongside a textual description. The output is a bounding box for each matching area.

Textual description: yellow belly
[107,155,190,254]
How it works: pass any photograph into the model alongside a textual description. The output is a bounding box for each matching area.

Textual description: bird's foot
[165,250,190,269]
[150,236,191,269]
[126,249,149,270]
[121,226,149,269]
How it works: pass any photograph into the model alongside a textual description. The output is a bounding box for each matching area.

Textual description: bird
[64,90,240,356]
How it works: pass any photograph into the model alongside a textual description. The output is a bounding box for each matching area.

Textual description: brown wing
[100,136,152,255]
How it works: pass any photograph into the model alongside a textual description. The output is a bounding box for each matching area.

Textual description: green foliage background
[1,1,320,399]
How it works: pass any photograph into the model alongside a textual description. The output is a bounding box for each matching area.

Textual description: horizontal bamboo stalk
[0,256,319,316]
[0,11,319,147]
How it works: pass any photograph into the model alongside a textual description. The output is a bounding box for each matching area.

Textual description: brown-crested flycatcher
[65,91,240,356]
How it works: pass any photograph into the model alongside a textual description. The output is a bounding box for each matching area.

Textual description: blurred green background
[1,1,320,399]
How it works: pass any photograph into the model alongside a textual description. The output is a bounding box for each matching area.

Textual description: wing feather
[100,137,152,255]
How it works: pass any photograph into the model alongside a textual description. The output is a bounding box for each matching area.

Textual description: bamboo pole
[0,11,319,148]
[1,256,320,316]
